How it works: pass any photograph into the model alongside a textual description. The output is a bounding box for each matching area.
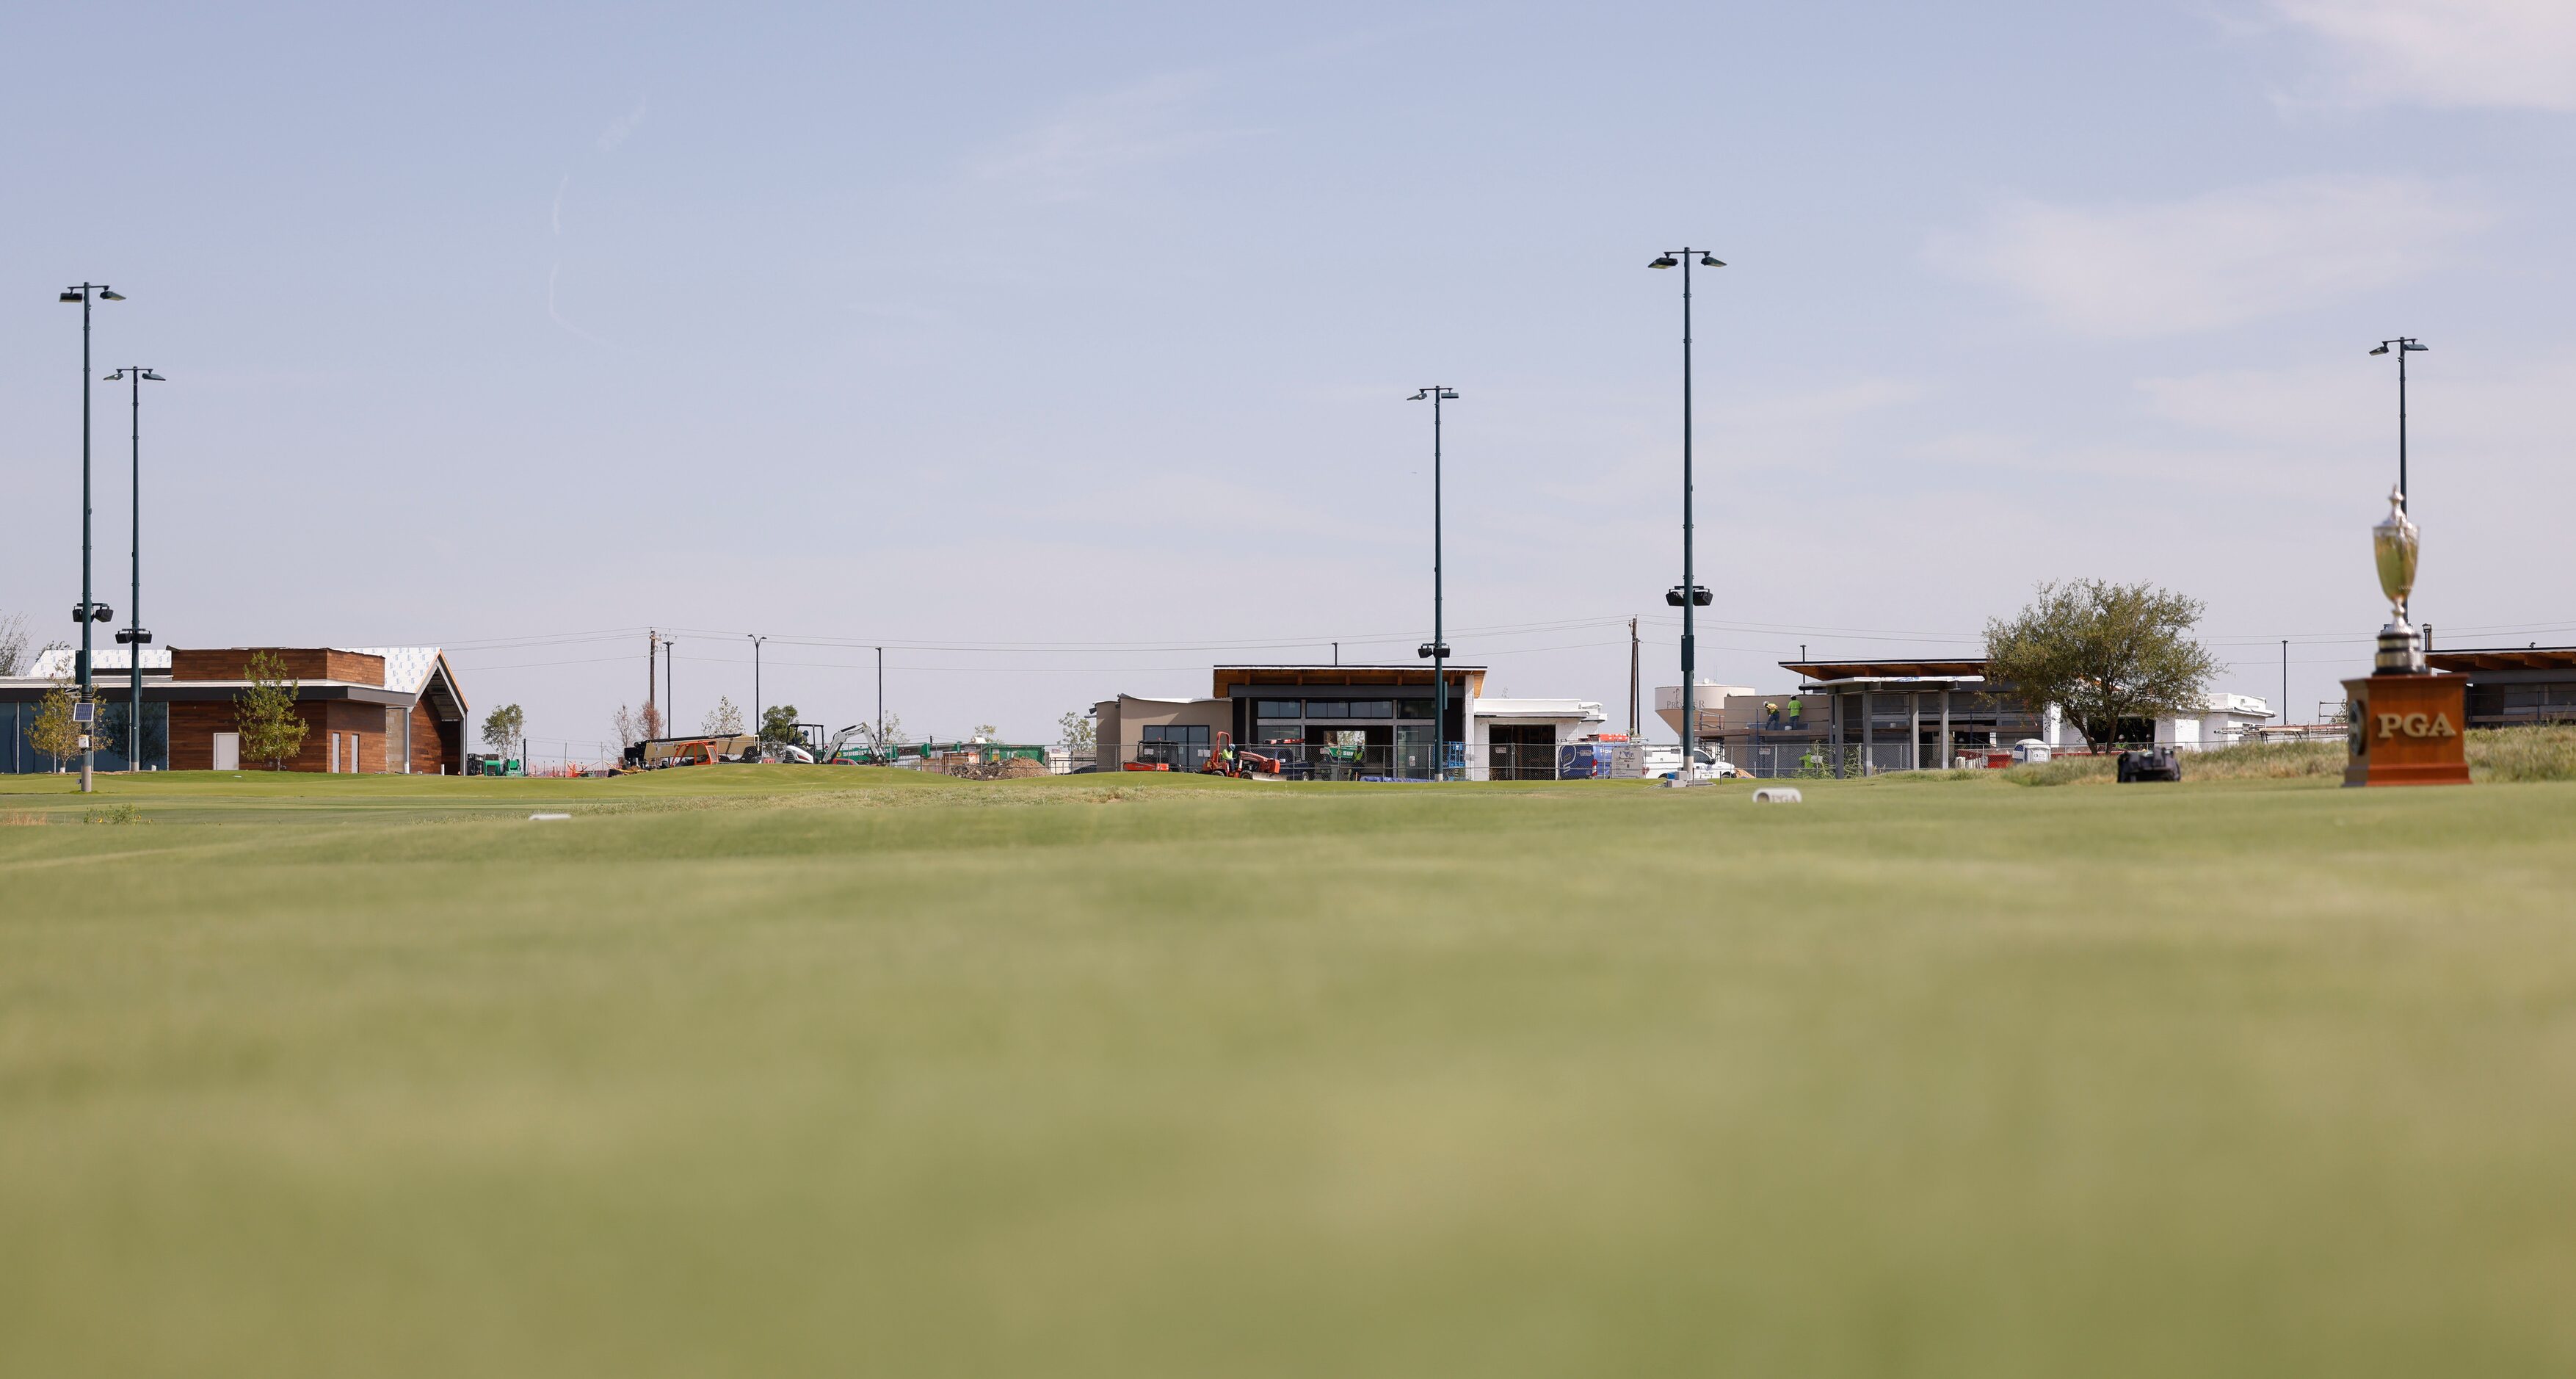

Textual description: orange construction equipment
[1199,731,1282,778]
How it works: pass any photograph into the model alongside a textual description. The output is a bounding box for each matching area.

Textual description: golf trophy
[2344,487,2469,786]
[2372,488,2425,674]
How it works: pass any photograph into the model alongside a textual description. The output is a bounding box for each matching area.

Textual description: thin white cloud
[968,73,1244,201]
[1929,175,2492,337]
[598,97,648,153]
[2268,0,2576,112]
[546,263,609,346]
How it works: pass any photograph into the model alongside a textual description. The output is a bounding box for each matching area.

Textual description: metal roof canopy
[1214,665,1485,695]
[2427,646,2576,673]
[1782,658,1989,683]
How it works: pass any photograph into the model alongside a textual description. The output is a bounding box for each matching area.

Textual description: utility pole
[664,640,676,734]
[647,629,658,738]
[876,645,884,763]
[1650,248,1724,780]
[62,283,124,793]
[1628,617,1640,739]
[1409,386,1459,779]
[2370,336,2428,620]
[748,634,765,738]
[105,365,163,770]
[2282,640,2288,728]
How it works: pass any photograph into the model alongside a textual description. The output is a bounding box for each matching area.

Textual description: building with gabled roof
[1,645,468,774]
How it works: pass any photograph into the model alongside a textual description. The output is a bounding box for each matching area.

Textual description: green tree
[0,612,34,676]
[971,723,1001,742]
[27,674,81,772]
[481,703,526,756]
[235,651,309,770]
[1984,579,2219,754]
[759,703,800,744]
[1057,709,1095,752]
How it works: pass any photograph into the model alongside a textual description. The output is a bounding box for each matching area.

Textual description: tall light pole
[60,284,125,793]
[2369,336,2428,620]
[1650,249,1722,778]
[664,639,677,735]
[876,646,885,763]
[104,367,164,770]
[748,634,765,740]
[1409,386,1458,779]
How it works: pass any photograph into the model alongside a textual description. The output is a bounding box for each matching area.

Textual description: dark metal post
[128,369,139,767]
[1649,250,1723,778]
[876,645,884,763]
[1681,253,1695,770]
[112,367,163,768]
[748,634,764,738]
[664,640,675,734]
[2372,336,2426,620]
[1409,386,1459,779]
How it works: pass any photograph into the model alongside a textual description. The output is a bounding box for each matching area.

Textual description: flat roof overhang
[1215,665,1485,695]
[1782,659,1988,681]
[0,680,415,708]
[2428,647,2576,673]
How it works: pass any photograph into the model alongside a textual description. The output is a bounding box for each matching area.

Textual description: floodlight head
[103,369,123,381]
[142,370,164,381]
[2404,341,2428,352]
[2369,344,2390,355]
[1408,389,1427,401]
[98,289,124,301]
[1438,388,1458,399]
[59,290,84,303]
[1699,255,1724,267]
[1649,255,1678,269]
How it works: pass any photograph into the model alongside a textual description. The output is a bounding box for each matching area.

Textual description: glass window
[1255,700,1301,719]
[1306,701,1348,718]
[1397,698,1435,720]
[1347,701,1393,719]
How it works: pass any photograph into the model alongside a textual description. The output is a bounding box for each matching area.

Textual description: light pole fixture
[1408,386,1459,779]
[748,634,766,744]
[664,639,677,736]
[2369,336,2427,620]
[62,284,125,793]
[103,366,164,770]
[1648,249,1723,778]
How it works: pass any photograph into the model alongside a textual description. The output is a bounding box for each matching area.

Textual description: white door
[328,734,340,773]
[211,732,239,771]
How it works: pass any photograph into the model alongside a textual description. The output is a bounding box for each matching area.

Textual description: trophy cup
[2345,485,2467,785]
[2371,486,2425,674]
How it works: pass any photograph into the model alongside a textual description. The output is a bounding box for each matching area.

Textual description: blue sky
[4,1,2570,750]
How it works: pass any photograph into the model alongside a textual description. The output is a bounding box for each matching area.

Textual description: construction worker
[1764,700,1782,730]
[1787,697,1803,732]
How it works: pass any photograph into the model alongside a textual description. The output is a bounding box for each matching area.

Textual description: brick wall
[170,699,398,772]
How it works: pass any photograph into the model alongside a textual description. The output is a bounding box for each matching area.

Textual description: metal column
[1862,689,1874,776]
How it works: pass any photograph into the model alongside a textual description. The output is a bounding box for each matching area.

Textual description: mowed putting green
[4,767,2575,1377]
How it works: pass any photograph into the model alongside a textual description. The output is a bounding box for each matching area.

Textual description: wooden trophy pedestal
[2342,673,2471,787]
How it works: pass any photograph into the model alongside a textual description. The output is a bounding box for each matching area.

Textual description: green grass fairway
[6,768,2576,1376]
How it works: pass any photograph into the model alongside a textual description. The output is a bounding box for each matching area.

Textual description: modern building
[2429,646,2576,728]
[0,645,468,774]
[1093,665,1613,780]
[1658,658,2275,776]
